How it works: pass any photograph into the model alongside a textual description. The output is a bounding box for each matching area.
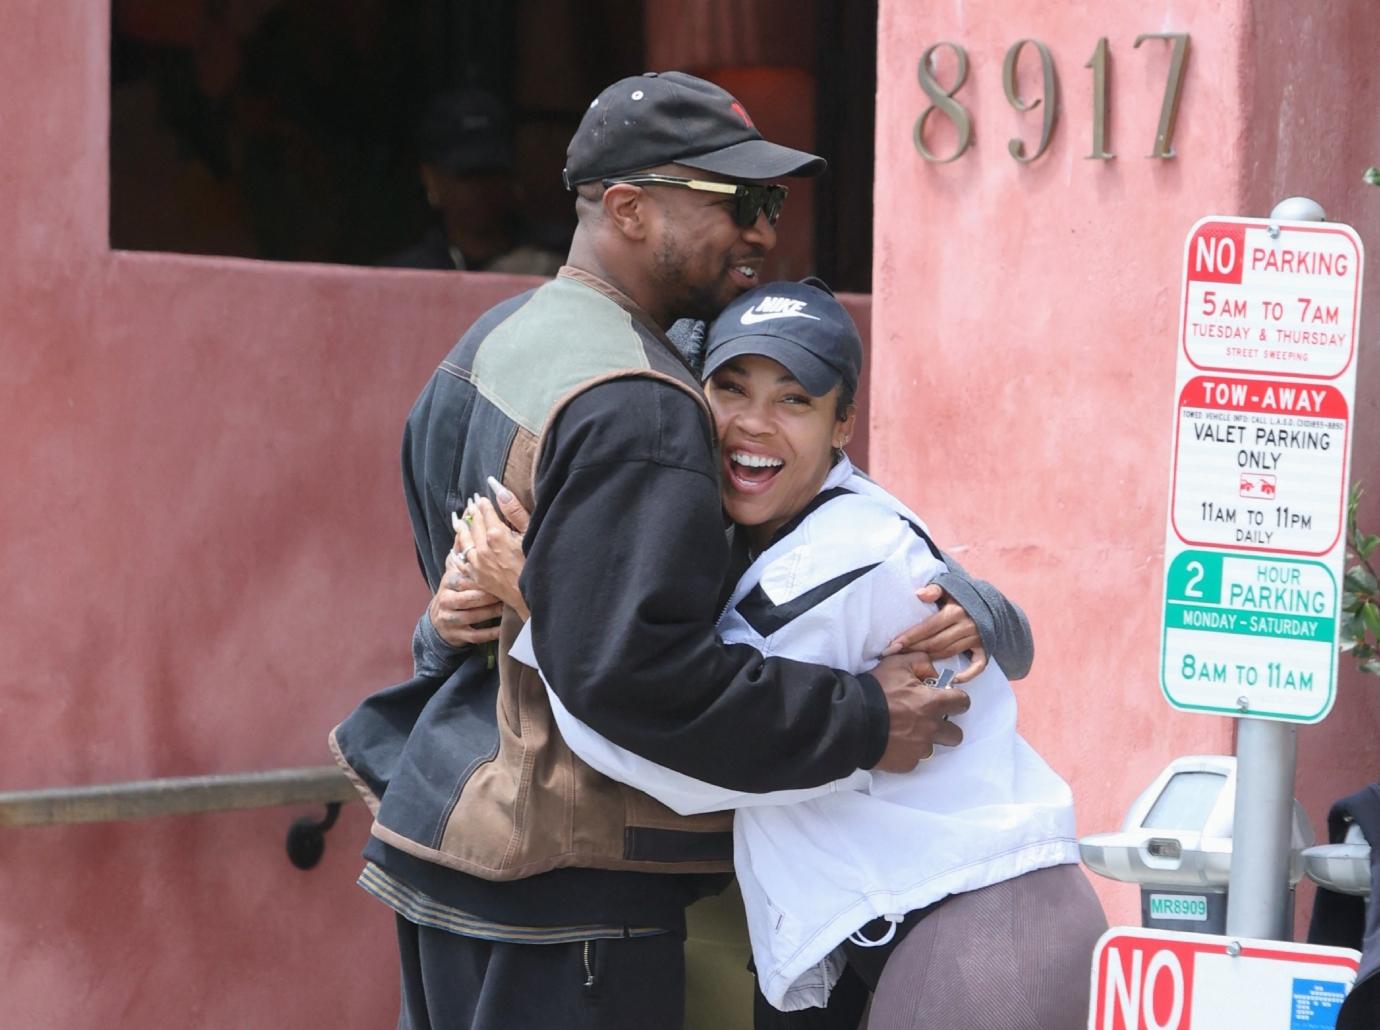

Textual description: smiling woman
[709,352,853,546]
[703,280,860,545]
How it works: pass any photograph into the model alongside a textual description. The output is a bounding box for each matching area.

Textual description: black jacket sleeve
[521,377,889,793]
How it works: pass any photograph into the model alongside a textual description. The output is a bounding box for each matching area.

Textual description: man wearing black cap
[381,88,563,274]
[333,72,1024,1030]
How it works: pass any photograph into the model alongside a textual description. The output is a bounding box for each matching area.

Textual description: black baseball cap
[417,88,513,175]
[563,72,826,188]
[703,280,861,397]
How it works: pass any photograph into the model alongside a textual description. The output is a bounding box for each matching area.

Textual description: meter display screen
[1141,771,1227,830]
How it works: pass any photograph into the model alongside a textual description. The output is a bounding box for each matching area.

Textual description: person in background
[381,87,564,275]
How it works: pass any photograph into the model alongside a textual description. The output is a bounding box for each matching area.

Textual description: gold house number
[914,34,1191,163]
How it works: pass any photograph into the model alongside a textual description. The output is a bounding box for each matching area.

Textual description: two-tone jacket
[527,456,1079,1009]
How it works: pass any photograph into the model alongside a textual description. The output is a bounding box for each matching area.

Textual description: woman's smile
[725,446,785,492]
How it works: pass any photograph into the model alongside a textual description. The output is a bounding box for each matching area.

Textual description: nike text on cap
[562,72,826,188]
[702,279,862,398]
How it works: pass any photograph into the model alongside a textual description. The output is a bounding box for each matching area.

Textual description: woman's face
[706,353,855,546]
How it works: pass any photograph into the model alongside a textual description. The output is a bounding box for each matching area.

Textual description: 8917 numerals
[914,34,1191,164]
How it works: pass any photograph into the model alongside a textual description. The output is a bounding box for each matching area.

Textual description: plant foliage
[1341,484,1380,675]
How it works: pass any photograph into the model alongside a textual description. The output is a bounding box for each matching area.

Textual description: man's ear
[834,403,858,449]
[603,183,651,241]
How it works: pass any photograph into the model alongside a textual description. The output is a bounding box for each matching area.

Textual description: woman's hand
[881,583,988,683]
[451,479,531,621]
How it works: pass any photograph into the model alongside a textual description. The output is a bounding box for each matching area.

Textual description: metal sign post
[1228,718,1300,938]
[1226,198,1335,943]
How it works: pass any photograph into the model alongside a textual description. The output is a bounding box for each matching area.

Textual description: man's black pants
[394,916,685,1030]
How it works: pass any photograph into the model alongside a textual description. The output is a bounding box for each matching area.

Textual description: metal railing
[0,765,359,868]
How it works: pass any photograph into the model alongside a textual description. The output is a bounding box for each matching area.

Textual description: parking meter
[1079,755,1314,934]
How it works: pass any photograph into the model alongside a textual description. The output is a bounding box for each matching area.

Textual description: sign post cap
[1269,196,1326,222]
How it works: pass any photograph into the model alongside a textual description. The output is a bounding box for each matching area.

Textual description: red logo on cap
[730,101,754,128]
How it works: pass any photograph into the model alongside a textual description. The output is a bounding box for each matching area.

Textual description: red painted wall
[0,6,533,1027]
[870,0,1380,931]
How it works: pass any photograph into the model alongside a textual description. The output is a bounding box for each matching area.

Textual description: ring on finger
[460,545,476,562]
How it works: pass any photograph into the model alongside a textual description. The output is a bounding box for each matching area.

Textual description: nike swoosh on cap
[739,307,822,325]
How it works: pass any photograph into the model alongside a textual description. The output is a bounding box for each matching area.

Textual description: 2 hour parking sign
[1159,217,1362,722]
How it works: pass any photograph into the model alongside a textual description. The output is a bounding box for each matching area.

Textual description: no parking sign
[1089,927,1359,1029]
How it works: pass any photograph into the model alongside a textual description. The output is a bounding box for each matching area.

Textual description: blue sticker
[1291,978,1347,1029]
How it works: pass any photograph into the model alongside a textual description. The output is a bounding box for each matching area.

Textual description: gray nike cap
[702,279,861,397]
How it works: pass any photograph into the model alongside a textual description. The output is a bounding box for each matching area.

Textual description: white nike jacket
[511,457,1078,1010]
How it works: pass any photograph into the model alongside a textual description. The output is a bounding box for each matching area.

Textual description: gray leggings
[865,863,1108,1030]
[754,863,1107,1030]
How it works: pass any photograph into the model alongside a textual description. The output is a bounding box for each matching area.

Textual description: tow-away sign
[1089,927,1360,1029]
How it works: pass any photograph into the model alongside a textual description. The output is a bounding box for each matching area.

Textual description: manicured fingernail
[487,475,514,503]
[451,512,462,532]
[881,642,899,657]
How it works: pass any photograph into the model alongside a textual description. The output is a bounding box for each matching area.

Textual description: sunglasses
[601,173,789,228]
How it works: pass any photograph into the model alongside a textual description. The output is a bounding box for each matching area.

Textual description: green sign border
[1159,549,1338,722]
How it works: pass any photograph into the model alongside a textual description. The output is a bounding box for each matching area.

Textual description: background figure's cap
[703,280,861,397]
[563,71,825,188]
[417,88,513,175]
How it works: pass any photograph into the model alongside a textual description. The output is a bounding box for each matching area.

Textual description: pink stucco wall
[6,2,1379,1025]
[871,0,1380,929]
[0,6,528,1027]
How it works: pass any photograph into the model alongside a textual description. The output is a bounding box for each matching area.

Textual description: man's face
[644,169,780,322]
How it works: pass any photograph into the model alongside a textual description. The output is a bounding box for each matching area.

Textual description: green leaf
[1354,643,1374,660]
[1361,535,1380,560]
[1366,167,1380,187]
[1360,657,1380,677]
[1342,613,1366,645]
[1346,565,1379,596]
[1342,590,1360,614]
[1364,602,1380,640]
